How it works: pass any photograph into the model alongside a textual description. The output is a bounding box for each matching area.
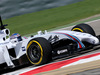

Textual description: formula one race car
[0,16,100,73]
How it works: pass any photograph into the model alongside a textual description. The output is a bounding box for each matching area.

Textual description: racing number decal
[72,28,83,32]
[27,40,43,65]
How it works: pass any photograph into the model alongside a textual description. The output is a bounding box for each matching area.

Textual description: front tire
[26,37,52,65]
[71,23,96,36]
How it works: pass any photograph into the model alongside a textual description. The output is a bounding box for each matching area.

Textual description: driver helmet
[10,33,22,42]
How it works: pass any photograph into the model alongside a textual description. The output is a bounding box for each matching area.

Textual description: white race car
[0,16,100,73]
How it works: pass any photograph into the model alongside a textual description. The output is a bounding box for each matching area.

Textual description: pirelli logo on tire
[72,28,83,32]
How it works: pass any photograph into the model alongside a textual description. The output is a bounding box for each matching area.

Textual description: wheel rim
[28,42,41,63]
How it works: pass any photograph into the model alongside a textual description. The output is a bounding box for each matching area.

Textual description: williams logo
[57,49,68,54]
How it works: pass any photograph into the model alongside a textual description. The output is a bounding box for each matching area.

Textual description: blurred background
[0,0,83,19]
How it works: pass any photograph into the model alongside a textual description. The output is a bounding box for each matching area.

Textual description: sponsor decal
[22,46,26,51]
[57,49,68,54]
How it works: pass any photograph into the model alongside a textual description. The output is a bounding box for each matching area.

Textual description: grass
[3,0,100,36]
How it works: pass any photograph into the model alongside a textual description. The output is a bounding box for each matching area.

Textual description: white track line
[86,19,100,24]
[60,19,100,30]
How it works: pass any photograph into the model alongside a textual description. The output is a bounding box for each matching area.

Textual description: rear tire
[26,37,52,65]
[71,23,96,36]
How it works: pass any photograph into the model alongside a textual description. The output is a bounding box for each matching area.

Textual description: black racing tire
[26,37,52,65]
[71,23,96,36]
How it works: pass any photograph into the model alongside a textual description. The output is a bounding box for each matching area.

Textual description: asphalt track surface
[71,68,100,75]
[3,19,100,75]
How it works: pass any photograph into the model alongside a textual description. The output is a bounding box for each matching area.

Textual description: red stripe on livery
[65,33,82,48]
